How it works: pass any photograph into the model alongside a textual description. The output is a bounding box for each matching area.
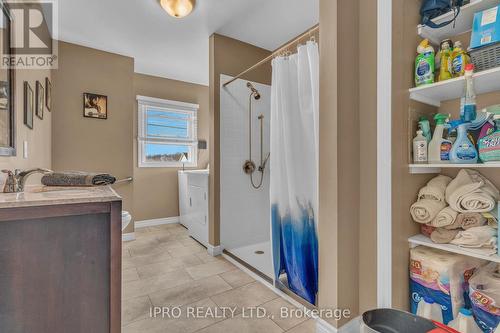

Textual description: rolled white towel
[410,199,447,224]
[450,226,497,247]
[431,206,458,228]
[418,175,452,202]
[446,169,500,213]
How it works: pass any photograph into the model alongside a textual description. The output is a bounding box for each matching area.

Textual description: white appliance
[178,170,209,246]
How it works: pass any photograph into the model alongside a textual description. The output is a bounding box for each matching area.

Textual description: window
[137,96,198,168]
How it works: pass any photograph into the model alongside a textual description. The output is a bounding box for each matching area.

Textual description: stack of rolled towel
[410,169,500,256]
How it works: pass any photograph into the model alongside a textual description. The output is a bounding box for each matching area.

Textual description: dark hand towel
[41,171,116,187]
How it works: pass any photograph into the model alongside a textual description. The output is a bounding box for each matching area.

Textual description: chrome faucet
[2,168,53,193]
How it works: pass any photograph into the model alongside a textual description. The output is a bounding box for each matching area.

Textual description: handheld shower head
[247,82,261,100]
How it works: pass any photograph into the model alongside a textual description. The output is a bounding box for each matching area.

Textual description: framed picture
[24,82,34,129]
[0,1,16,156]
[83,93,107,119]
[35,81,44,120]
[45,77,51,111]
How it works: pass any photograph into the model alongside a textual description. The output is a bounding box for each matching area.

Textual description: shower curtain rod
[222,24,319,87]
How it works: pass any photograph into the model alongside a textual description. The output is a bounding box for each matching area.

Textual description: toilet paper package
[469,263,500,332]
[410,246,486,324]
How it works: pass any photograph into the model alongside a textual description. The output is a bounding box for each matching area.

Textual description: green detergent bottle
[415,39,435,87]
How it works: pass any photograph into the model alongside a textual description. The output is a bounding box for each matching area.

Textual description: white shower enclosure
[220,74,273,278]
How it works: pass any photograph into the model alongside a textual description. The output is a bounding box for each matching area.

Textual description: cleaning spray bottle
[450,121,478,164]
[460,64,477,122]
[419,116,432,142]
[429,113,452,163]
[415,39,435,86]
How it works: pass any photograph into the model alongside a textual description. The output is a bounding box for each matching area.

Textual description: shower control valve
[243,160,256,175]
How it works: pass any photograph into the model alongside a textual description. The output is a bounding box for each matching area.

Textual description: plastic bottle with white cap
[447,308,483,333]
[416,297,443,323]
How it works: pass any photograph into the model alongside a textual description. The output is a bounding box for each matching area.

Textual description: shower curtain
[270,41,319,305]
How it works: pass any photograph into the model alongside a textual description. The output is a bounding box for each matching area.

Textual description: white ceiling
[57,0,319,86]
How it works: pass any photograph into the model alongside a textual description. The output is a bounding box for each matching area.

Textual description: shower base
[225,241,273,279]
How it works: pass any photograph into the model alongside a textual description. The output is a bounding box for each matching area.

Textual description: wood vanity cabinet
[0,197,122,333]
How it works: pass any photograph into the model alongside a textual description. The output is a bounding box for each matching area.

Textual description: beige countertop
[0,186,121,209]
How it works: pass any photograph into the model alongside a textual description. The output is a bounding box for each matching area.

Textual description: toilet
[122,211,132,231]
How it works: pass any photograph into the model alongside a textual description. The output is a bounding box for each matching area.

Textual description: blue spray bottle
[450,121,478,164]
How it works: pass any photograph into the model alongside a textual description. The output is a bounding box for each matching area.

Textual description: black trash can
[362,309,438,333]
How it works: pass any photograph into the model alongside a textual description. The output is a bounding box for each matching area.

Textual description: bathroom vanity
[0,186,122,333]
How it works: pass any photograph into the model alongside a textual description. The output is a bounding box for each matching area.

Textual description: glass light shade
[160,0,195,18]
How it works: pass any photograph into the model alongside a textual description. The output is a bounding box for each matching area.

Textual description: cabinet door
[188,185,208,245]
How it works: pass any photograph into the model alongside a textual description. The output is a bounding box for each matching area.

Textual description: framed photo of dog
[83,93,107,119]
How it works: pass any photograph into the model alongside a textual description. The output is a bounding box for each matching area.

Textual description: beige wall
[51,42,135,222]
[133,73,209,222]
[52,42,210,234]
[208,34,272,246]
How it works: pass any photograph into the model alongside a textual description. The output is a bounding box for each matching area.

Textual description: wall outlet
[23,141,28,159]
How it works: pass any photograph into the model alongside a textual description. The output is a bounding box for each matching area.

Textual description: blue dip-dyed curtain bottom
[270,41,319,305]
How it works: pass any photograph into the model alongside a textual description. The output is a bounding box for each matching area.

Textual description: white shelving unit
[409,66,500,107]
[409,163,500,174]
[409,234,500,263]
[418,0,499,45]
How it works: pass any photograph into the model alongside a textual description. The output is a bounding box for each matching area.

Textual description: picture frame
[45,77,51,112]
[35,80,44,120]
[83,92,107,119]
[0,1,16,156]
[24,82,33,129]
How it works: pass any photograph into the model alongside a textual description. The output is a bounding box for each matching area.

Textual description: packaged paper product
[410,246,486,324]
[469,263,500,332]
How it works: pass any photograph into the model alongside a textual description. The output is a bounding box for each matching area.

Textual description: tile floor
[122,223,316,333]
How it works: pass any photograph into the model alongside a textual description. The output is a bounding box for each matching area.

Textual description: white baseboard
[316,317,361,333]
[135,216,180,229]
[122,232,135,242]
[207,244,223,256]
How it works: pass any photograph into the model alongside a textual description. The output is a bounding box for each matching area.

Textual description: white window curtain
[270,41,319,305]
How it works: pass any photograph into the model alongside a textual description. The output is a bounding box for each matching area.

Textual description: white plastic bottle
[413,129,428,163]
[429,113,452,163]
[416,297,443,323]
[447,308,483,333]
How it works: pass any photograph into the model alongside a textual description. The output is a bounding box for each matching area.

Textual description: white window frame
[137,95,199,168]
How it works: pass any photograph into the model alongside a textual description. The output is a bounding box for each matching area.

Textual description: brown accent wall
[0,68,52,184]
[318,0,378,326]
[132,73,209,222]
[0,4,52,185]
[208,34,272,246]
[358,0,378,313]
[51,42,135,226]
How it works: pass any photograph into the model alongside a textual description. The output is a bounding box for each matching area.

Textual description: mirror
[0,1,15,156]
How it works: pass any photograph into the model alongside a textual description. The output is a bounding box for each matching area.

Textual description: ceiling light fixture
[160,0,196,19]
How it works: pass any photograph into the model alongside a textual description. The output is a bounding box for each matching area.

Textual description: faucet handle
[2,169,16,193]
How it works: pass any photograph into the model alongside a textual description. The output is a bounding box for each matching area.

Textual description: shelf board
[409,234,500,263]
[417,0,499,45]
[409,163,500,173]
[409,66,500,106]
